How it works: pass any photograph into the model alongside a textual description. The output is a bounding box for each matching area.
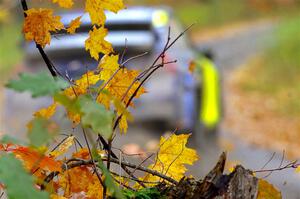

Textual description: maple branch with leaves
[0,0,288,199]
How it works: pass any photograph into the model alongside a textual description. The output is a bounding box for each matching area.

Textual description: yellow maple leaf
[96,90,133,133]
[141,134,198,185]
[67,110,81,126]
[85,26,113,60]
[96,68,144,133]
[66,16,82,34]
[85,0,125,25]
[34,102,58,119]
[23,8,64,48]
[257,179,282,199]
[52,0,73,8]
[63,71,101,125]
[97,68,145,106]
[119,115,129,133]
[64,71,101,98]
[98,54,120,82]
[50,136,74,157]
[114,98,133,133]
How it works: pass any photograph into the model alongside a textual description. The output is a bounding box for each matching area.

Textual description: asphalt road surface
[2,21,300,198]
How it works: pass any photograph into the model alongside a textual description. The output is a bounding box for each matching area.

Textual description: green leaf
[79,96,113,139]
[53,93,81,113]
[136,188,162,199]
[0,154,49,199]
[123,188,162,199]
[28,118,58,147]
[93,150,124,199]
[6,72,68,98]
[0,135,25,145]
[123,189,135,198]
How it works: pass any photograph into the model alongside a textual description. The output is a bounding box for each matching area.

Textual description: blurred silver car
[25,7,201,131]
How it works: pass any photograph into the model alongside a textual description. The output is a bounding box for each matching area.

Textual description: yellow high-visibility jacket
[196,57,221,129]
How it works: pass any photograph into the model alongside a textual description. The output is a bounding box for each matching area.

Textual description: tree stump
[160,152,259,199]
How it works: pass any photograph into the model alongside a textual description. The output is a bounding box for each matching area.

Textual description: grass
[0,22,23,83]
[239,15,300,116]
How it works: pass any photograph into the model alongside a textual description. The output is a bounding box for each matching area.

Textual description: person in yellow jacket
[193,51,222,135]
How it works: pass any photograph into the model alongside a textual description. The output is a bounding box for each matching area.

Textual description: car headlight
[152,10,169,28]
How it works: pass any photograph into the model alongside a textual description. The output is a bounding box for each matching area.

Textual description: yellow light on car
[152,10,169,28]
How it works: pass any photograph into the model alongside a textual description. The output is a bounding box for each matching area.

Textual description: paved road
[2,21,300,198]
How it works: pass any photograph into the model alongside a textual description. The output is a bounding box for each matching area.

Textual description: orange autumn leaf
[23,8,64,48]
[66,16,82,34]
[188,60,196,74]
[58,166,103,198]
[52,0,74,8]
[72,148,91,160]
[12,146,62,172]
[0,143,14,151]
[85,26,113,60]
[72,148,105,160]
[85,0,125,26]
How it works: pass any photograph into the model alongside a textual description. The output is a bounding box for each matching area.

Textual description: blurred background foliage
[239,15,300,116]
[0,1,22,82]
[127,0,300,28]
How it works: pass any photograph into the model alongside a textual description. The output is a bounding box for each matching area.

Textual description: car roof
[59,6,172,25]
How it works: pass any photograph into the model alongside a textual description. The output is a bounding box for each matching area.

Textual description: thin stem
[81,127,104,187]
[98,135,146,187]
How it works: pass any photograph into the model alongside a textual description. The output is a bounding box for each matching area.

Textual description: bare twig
[81,127,104,187]
[97,135,146,187]
[110,171,159,185]
[254,160,299,174]
[261,152,276,170]
[121,52,149,66]
[43,156,178,187]
[67,158,178,185]
[130,153,155,176]
[120,38,128,63]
